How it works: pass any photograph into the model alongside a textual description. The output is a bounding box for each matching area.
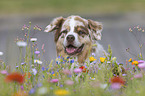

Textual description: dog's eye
[61,30,68,34]
[78,31,86,35]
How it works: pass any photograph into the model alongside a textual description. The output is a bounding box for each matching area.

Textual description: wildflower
[5,72,24,84]
[100,57,106,63]
[32,68,37,75]
[79,66,88,73]
[89,56,96,62]
[137,60,145,64]
[138,62,145,69]
[54,89,69,96]
[64,80,74,85]
[62,69,71,75]
[91,53,96,56]
[34,59,42,64]
[16,41,27,47]
[35,51,40,54]
[74,68,82,73]
[29,88,35,94]
[129,28,133,32]
[30,38,37,42]
[21,85,24,90]
[112,57,117,62]
[111,77,125,84]
[12,90,28,96]
[70,59,74,63]
[42,67,45,71]
[90,77,96,80]
[128,58,132,62]
[132,60,139,66]
[37,83,43,87]
[0,70,8,75]
[100,84,107,89]
[42,44,45,50]
[50,79,59,83]
[21,62,26,65]
[134,73,143,78]
[111,83,122,90]
[0,51,3,56]
[16,66,19,68]
[142,29,144,32]
[122,74,127,76]
[38,87,48,95]
[110,76,125,90]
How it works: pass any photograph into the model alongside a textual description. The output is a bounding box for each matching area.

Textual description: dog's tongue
[66,47,76,54]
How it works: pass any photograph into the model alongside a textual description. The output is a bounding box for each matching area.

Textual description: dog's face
[44,16,103,63]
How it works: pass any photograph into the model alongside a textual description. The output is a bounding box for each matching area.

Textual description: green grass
[0,0,145,15]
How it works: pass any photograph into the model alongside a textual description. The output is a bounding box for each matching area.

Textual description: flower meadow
[0,22,145,96]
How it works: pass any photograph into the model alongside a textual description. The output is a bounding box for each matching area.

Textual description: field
[0,0,145,15]
[0,22,145,96]
[1,0,145,95]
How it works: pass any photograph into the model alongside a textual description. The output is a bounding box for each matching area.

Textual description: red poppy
[79,66,89,73]
[5,72,24,84]
[111,76,125,85]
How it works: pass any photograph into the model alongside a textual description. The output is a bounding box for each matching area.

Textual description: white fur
[63,16,83,47]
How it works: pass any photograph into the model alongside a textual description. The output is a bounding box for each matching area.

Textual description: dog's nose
[67,35,75,42]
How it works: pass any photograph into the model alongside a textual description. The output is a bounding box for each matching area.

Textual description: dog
[44,15,106,64]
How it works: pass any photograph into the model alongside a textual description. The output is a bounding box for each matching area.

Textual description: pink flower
[62,69,71,75]
[64,80,74,85]
[134,73,143,78]
[74,68,82,73]
[50,79,59,83]
[138,61,145,69]
[111,83,122,90]
[0,70,8,74]
[138,63,145,69]
[138,60,145,64]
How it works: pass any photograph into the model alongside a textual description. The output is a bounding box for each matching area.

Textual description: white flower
[30,38,37,42]
[17,41,27,47]
[34,59,42,64]
[100,84,107,89]
[38,87,48,95]
[90,77,96,80]
[32,68,37,75]
[0,52,3,56]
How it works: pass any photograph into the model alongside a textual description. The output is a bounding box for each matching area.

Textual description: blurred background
[1,0,145,67]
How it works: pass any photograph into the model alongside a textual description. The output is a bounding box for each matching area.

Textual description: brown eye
[61,30,68,34]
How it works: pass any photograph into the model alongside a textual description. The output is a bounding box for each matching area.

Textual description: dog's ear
[88,19,103,40]
[44,17,64,32]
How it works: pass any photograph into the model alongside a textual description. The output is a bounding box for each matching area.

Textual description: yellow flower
[100,57,106,63]
[54,89,69,96]
[89,56,96,62]
[53,74,55,76]
[128,58,132,62]
[132,61,138,66]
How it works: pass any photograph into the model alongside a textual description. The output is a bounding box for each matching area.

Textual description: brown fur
[45,16,103,64]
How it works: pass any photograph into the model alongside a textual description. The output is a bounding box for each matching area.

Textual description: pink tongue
[66,47,76,54]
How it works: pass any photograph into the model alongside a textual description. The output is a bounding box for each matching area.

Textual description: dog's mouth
[65,44,84,55]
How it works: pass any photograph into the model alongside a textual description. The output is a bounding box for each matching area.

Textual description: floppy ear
[44,17,64,32]
[88,19,103,40]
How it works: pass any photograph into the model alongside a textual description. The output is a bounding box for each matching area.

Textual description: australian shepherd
[44,15,106,64]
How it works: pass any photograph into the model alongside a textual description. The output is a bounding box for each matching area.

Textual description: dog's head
[44,15,103,63]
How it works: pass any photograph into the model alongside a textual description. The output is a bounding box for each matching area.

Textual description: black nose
[67,35,75,42]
